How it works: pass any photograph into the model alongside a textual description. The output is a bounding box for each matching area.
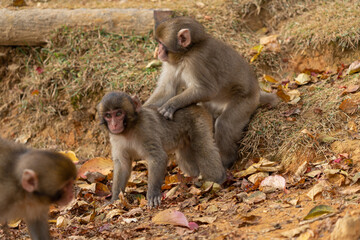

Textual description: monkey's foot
[158,104,175,120]
[147,193,162,208]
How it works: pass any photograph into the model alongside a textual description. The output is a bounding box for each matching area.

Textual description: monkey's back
[141,105,213,153]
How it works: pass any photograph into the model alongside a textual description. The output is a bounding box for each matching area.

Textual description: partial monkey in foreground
[0,138,77,240]
[145,17,278,168]
[97,91,226,207]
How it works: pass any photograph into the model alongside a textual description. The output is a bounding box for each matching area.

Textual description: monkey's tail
[259,91,279,107]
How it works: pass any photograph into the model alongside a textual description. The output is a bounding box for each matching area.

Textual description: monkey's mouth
[110,118,127,134]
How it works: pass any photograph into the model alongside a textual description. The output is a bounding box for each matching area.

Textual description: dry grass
[238,72,360,172]
[281,1,360,51]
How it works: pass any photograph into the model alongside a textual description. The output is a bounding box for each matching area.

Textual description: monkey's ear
[131,95,142,113]
[21,169,39,192]
[177,29,191,48]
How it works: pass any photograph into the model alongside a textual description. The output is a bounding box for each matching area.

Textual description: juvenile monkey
[0,138,77,240]
[97,91,226,207]
[145,17,278,169]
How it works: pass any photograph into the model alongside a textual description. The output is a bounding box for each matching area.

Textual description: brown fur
[0,138,77,240]
[145,17,278,168]
[97,91,226,207]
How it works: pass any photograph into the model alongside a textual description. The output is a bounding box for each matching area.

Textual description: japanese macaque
[0,138,77,240]
[97,91,226,207]
[145,16,278,169]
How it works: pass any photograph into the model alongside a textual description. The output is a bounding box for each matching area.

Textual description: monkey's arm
[111,151,132,202]
[25,213,50,240]
[159,84,216,119]
[144,64,180,107]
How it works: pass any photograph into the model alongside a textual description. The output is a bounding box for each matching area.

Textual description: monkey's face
[157,41,169,62]
[103,109,126,134]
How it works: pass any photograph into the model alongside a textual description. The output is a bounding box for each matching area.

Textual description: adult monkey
[145,17,277,169]
[0,138,77,240]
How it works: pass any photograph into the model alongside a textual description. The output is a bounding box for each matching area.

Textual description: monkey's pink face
[55,179,75,206]
[157,42,168,62]
[104,109,126,134]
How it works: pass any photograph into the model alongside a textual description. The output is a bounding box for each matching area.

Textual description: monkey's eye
[104,113,111,119]
[116,110,123,116]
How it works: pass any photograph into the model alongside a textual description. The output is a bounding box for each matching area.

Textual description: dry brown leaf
[339,99,358,115]
[281,225,310,238]
[59,151,79,164]
[341,85,359,95]
[263,74,278,83]
[276,85,290,102]
[77,157,113,179]
[193,216,217,224]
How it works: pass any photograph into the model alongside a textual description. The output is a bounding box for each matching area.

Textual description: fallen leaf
[35,66,44,74]
[306,170,322,178]
[237,215,261,227]
[59,151,79,164]
[95,182,111,196]
[259,80,273,93]
[145,60,162,69]
[295,73,311,85]
[260,35,278,45]
[56,216,69,228]
[152,209,195,229]
[276,85,290,102]
[123,218,138,224]
[78,157,113,179]
[248,172,269,184]
[281,225,310,238]
[341,85,359,95]
[195,2,205,8]
[31,89,40,96]
[317,134,337,143]
[105,209,123,220]
[260,175,286,191]
[123,208,143,217]
[303,205,335,220]
[243,191,266,204]
[7,219,21,228]
[295,161,308,179]
[263,74,278,83]
[339,99,358,115]
[352,172,360,183]
[347,60,360,74]
[340,186,360,195]
[250,45,263,63]
[193,216,217,224]
[307,181,329,200]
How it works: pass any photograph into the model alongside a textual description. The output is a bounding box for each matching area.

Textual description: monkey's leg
[25,215,50,240]
[111,156,132,202]
[215,99,258,169]
[189,125,226,184]
[146,151,168,207]
[175,145,200,177]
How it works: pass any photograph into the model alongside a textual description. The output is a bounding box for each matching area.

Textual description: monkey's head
[17,150,77,206]
[97,91,141,135]
[155,17,207,63]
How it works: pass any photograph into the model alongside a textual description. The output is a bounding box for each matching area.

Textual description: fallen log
[0,8,173,46]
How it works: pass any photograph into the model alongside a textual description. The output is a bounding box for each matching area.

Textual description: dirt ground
[1,0,360,239]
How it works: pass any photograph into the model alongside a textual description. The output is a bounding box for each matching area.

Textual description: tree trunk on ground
[0,8,173,46]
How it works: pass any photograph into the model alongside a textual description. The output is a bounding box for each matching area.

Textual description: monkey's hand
[158,102,176,120]
[147,190,162,208]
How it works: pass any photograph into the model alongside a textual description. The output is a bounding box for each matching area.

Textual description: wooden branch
[0,8,173,46]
